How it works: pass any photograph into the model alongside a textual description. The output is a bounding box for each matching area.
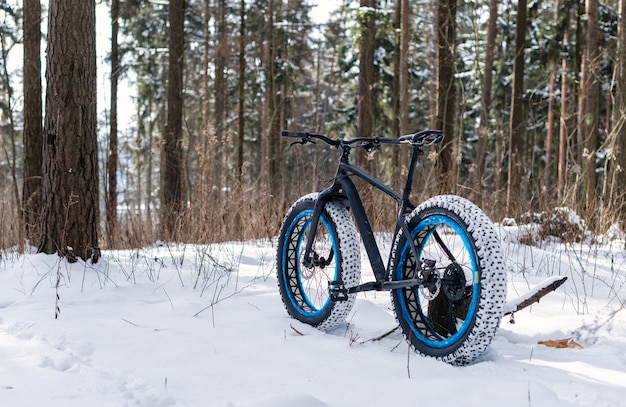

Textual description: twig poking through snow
[122,318,138,327]
[290,323,304,336]
[360,325,399,344]
[163,287,174,309]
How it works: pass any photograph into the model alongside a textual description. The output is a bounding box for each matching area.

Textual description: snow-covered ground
[1,226,625,406]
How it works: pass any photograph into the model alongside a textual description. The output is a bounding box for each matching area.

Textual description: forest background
[0,0,624,260]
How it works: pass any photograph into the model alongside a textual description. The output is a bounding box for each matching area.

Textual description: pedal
[328,280,349,302]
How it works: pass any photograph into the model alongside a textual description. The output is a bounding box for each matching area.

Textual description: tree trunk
[611,0,626,231]
[23,0,43,243]
[543,0,560,202]
[202,0,210,131]
[398,0,410,181]
[358,0,376,142]
[214,0,227,200]
[39,0,99,262]
[266,0,282,200]
[390,0,410,189]
[506,0,527,216]
[472,0,498,205]
[161,0,185,239]
[236,0,245,184]
[107,0,120,248]
[573,1,585,179]
[557,9,571,205]
[391,0,401,188]
[578,0,599,223]
[436,0,457,194]
[391,0,400,142]
[544,59,557,199]
[0,32,21,244]
[429,1,438,129]
[400,0,409,138]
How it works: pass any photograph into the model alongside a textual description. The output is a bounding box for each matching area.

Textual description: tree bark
[429,1,438,129]
[398,0,410,181]
[107,0,120,248]
[611,0,626,231]
[472,0,498,205]
[214,0,227,199]
[0,32,21,243]
[400,0,409,137]
[557,9,571,204]
[578,0,599,222]
[436,0,457,194]
[23,0,43,243]
[390,0,410,189]
[266,0,282,200]
[236,0,246,184]
[202,0,210,131]
[358,0,376,141]
[391,0,401,142]
[506,0,527,216]
[39,0,99,262]
[161,0,185,239]
[543,0,561,201]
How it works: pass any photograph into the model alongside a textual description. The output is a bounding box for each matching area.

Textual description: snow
[1,228,625,407]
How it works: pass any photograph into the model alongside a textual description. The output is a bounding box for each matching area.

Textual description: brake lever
[289,138,316,148]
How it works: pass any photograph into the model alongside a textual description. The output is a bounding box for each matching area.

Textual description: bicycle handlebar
[281,129,444,148]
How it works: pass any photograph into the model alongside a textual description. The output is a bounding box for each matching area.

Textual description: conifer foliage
[0,0,623,250]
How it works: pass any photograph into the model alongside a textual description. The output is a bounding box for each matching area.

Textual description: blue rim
[396,214,479,348]
[282,209,339,317]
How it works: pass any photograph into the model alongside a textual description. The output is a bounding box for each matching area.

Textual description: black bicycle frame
[302,143,426,294]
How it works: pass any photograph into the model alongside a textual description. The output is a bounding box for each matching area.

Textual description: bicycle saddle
[399,130,444,146]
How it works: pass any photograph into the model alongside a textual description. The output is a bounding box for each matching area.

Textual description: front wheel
[390,195,506,365]
[276,193,361,332]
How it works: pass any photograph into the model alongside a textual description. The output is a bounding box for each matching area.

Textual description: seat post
[401,145,423,202]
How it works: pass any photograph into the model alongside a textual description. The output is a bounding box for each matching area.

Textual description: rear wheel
[276,194,361,331]
[390,195,506,365]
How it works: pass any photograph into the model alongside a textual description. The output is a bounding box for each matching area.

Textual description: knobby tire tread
[276,193,361,332]
[390,195,507,365]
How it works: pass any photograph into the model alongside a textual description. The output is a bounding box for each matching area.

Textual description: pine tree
[436,0,457,194]
[107,0,120,248]
[611,0,626,232]
[578,0,600,222]
[506,0,527,216]
[22,0,43,242]
[161,0,185,239]
[39,0,100,262]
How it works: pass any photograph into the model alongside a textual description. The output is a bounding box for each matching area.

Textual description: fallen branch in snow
[504,276,568,318]
[360,325,399,344]
[372,325,399,341]
[290,324,304,336]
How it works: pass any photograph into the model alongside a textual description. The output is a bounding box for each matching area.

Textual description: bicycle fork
[301,186,337,270]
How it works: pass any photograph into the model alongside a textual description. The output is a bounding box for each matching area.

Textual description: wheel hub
[442,263,467,301]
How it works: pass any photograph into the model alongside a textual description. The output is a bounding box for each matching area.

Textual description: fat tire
[276,193,361,331]
[390,195,506,365]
